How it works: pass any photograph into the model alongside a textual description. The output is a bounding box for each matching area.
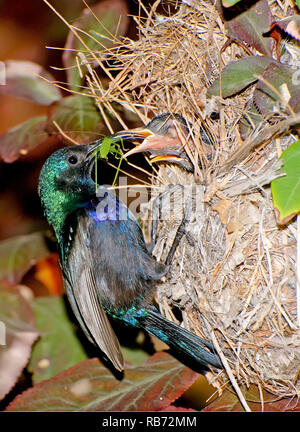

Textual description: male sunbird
[38,140,222,372]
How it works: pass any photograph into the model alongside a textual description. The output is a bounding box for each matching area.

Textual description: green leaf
[0,284,38,400]
[120,346,149,366]
[271,140,300,225]
[208,56,275,98]
[254,63,300,115]
[48,95,102,143]
[297,0,300,11]
[0,232,50,285]
[222,0,243,6]
[28,297,88,384]
[63,0,129,89]
[0,60,61,105]
[0,116,48,163]
[7,352,199,411]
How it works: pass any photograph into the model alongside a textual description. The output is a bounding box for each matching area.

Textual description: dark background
[0,0,164,241]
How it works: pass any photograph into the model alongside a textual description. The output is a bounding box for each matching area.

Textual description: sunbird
[38,140,222,372]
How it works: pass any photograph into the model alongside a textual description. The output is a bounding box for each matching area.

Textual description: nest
[80,0,300,401]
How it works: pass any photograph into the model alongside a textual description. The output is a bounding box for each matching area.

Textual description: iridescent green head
[38,144,96,242]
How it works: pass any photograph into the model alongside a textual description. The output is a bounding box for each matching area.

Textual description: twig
[52,121,79,145]
[43,0,146,123]
[219,113,300,174]
[165,198,192,266]
[209,330,252,412]
[222,159,284,196]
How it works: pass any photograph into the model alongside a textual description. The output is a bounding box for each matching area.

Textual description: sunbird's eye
[68,155,78,165]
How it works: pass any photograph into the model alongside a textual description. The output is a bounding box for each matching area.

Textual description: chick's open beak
[150,154,184,163]
[85,130,152,161]
[122,129,155,158]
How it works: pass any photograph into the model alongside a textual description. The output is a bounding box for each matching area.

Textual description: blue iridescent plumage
[38,142,222,372]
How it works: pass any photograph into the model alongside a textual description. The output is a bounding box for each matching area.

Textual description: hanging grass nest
[77,0,300,401]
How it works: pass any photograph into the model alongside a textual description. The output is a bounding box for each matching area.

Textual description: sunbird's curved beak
[85,130,154,160]
[114,129,153,142]
[85,140,102,174]
[120,129,155,159]
[85,126,188,175]
[84,130,154,177]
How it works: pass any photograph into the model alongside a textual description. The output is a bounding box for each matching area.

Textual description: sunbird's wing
[63,215,124,372]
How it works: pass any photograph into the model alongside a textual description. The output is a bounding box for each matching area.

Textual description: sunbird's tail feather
[141,307,222,370]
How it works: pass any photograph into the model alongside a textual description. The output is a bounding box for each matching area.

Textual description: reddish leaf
[0,233,50,285]
[0,60,61,105]
[63,0,129,89]
[268,398,300,412]
[202,388,247,412]
[160,406,198,412]
[0,284,38,400]
[203,386,300,412]
[7,352,199,412]
[215,0,273,56]
[0,115,48,163]
[0,232,50,285]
